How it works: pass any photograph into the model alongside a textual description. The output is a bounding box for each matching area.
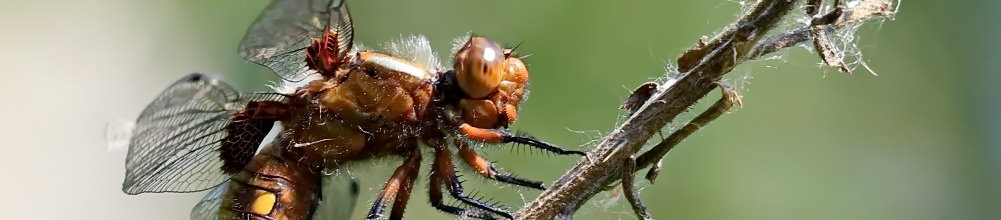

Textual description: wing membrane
[190,181,229,220]
[122,73,286,194]
[239,0,353,82]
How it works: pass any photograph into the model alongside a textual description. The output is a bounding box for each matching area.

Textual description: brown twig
[748,0,897,59]
[634,82,743,177]
[514,0,896,219]
[621,155,651,220]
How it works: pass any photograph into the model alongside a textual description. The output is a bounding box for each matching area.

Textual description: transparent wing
[312,174,360,220]
[122,73,286,194]
[239,0,353,82]
[190,181,230,220]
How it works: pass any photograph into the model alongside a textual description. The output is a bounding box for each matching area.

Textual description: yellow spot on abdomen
[250,190,277,215]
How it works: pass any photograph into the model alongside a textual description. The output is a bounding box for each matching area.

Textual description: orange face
[453,37,529,129]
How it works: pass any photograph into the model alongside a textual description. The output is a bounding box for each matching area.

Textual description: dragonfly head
[453,37,529,129]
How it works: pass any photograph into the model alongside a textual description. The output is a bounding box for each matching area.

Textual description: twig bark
[515,0,896,219]
[634,82,743,175]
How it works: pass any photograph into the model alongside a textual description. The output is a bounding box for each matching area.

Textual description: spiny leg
[431,144,512,219]
[389,159,419,220]
[454,140,545,190]
[459,123,586,156]
[366,150,421,220]
[429,168,495,220]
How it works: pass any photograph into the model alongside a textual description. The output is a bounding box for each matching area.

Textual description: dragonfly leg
[389,156,419,220]
[458,123,586,156]
[428,169,496,220]
[454,140,545,190]
[429,145,511,219]
[366,149,421,220]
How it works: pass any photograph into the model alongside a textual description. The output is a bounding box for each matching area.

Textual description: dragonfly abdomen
[219,146,323,220]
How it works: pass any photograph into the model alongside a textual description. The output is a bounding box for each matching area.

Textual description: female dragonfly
[119,0,584,219]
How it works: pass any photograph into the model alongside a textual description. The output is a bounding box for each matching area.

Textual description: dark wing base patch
[122,73,287,194]
[220,101,290,174]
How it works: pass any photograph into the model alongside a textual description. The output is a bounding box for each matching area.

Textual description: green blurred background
[1,0,996,219]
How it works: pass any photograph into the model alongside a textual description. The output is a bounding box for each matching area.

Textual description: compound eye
[454,37,505,99]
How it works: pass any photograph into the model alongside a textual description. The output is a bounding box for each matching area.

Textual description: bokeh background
[1,0,996,219]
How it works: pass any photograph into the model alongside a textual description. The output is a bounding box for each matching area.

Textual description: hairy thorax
[280,51,438,170]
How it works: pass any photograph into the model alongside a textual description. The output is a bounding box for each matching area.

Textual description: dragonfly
[118,0,585,219]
